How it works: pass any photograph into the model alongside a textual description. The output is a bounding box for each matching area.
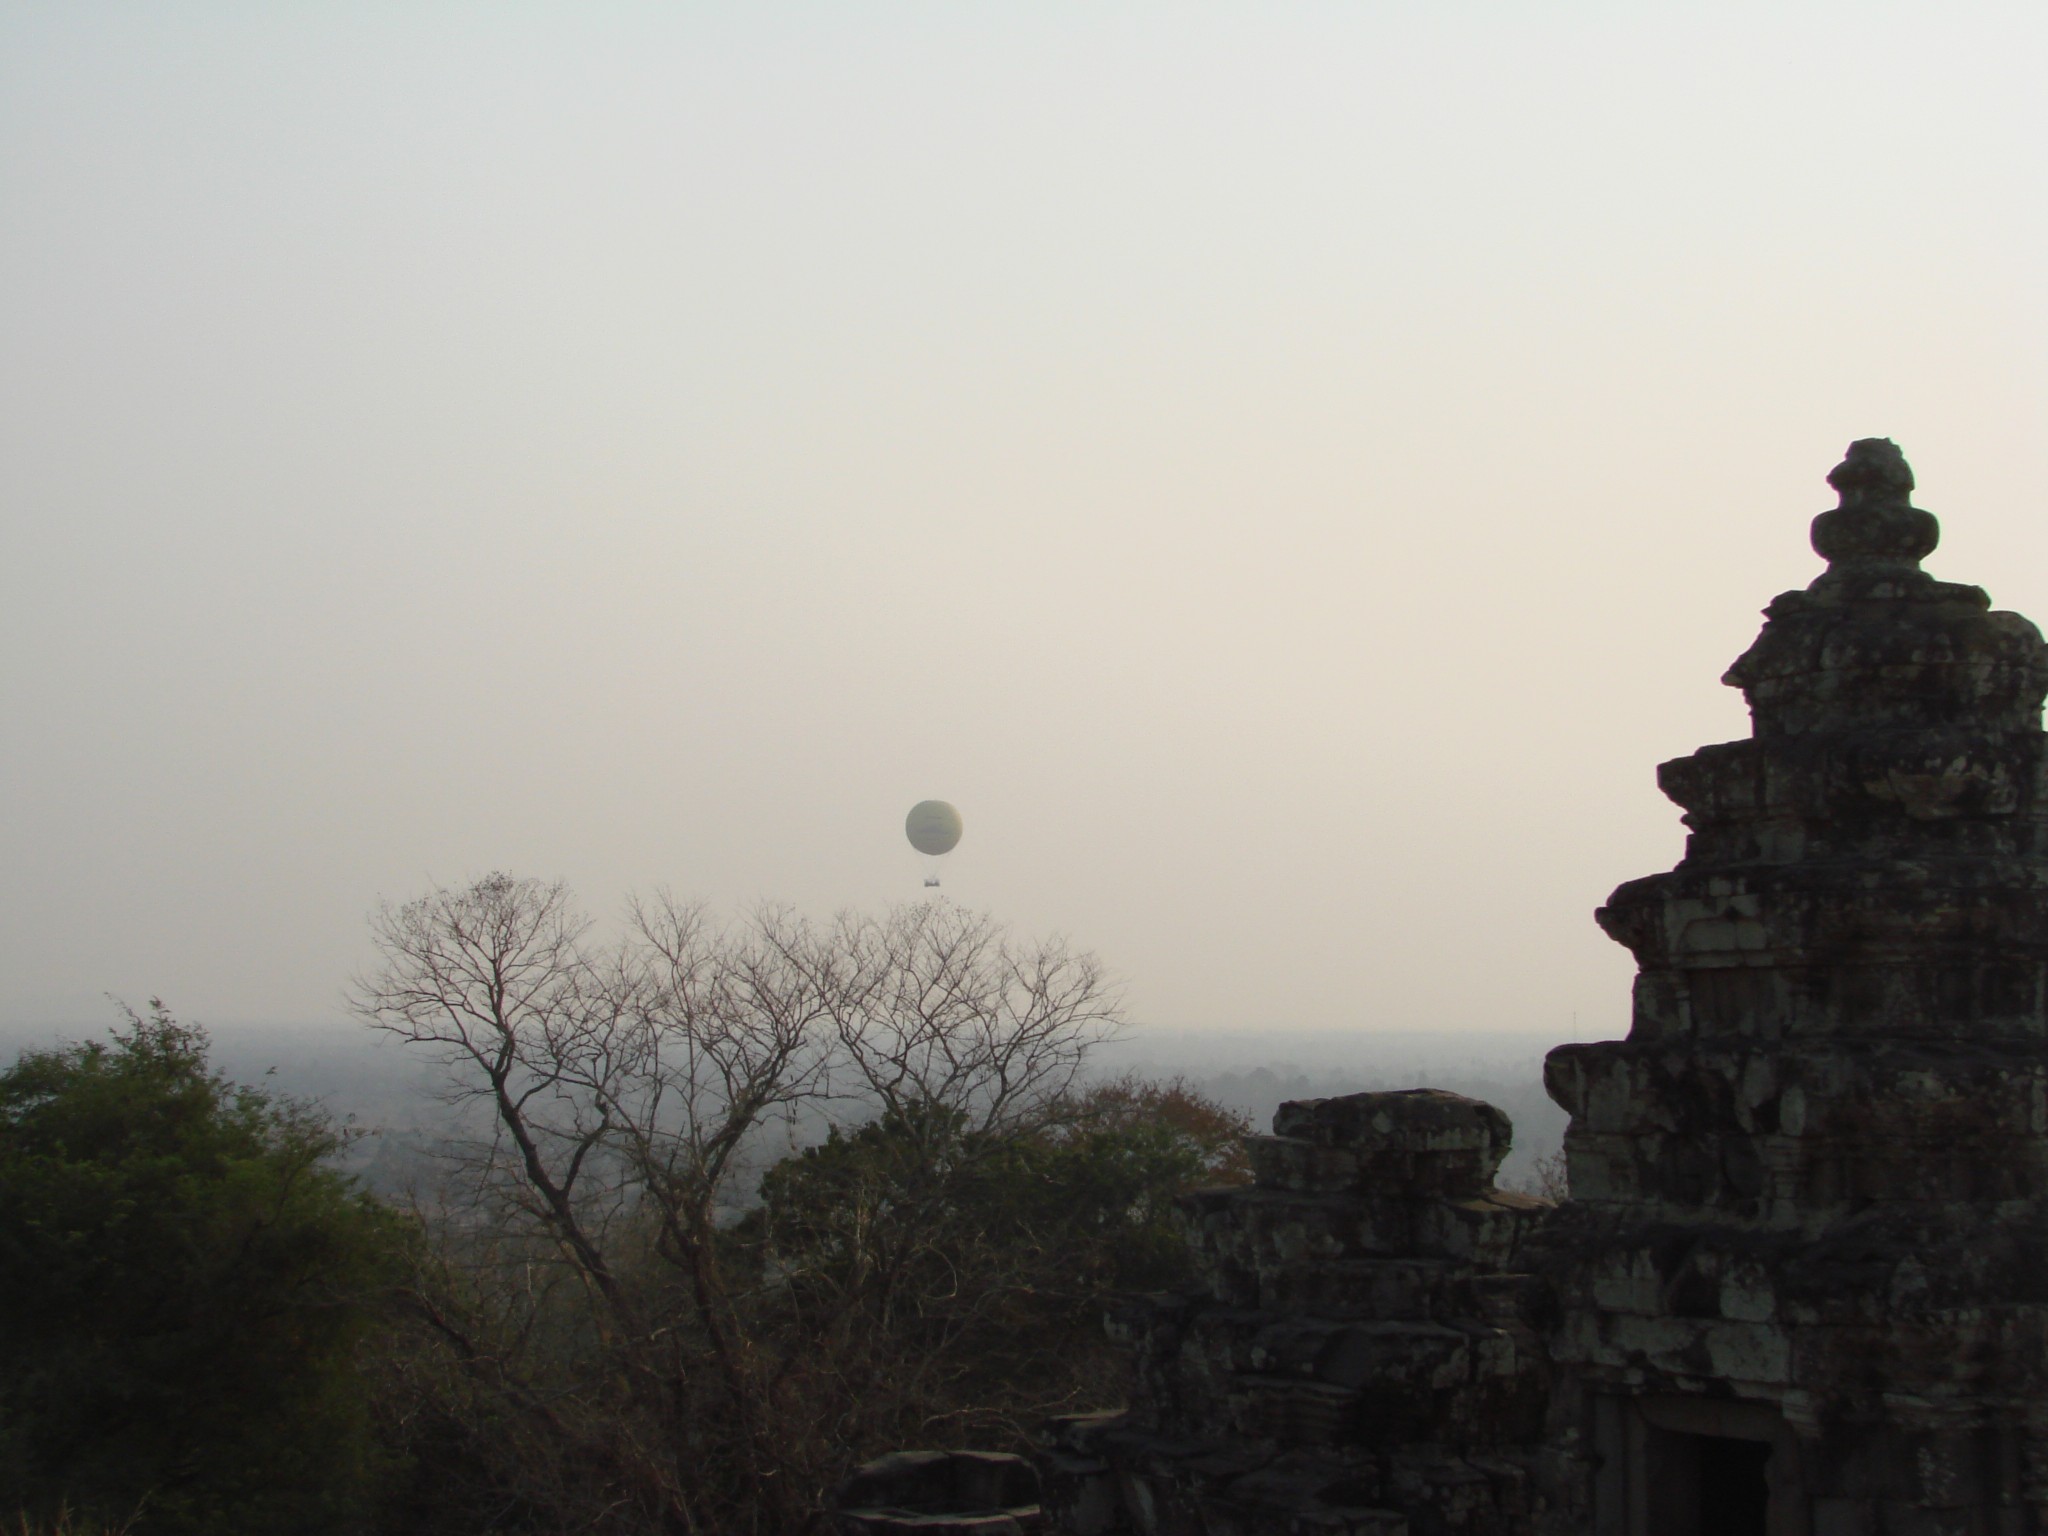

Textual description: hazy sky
[4,4,2045,1041]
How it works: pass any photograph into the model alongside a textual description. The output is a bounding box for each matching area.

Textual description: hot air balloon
[905,800,963,887]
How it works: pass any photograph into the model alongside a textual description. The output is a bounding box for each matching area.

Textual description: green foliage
[0,1004,405,1536]
[763,1074,1248,1294]
[752,1075,1251,1422]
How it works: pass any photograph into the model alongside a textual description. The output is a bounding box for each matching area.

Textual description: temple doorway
[1659,1430,1770,1536]
[1595,1396,1799,1536]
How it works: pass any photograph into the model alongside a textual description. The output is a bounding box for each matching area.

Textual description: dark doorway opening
[1643,1427,1773,1536]
[1698,1435,1770,1535]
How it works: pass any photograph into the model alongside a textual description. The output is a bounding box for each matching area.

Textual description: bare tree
[1525,1148,1569,1204]
[812,904,1119,1135]
[350,874,1123,1536]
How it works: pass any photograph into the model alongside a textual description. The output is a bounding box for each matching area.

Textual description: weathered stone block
[1273,1092,1509,1159]
[1248,1093,1513,1200]
[1246,1135,1365,1195]
[1409,1192,1547,1267]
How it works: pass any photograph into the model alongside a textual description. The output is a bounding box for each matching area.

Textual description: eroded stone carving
[1048,440,2048,1535]
[1540,438,2048,1531]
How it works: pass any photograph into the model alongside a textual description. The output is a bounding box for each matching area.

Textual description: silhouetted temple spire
[1812,436,1938,570]
[1034,441,2048,1536]
[1545,438,2048,1531]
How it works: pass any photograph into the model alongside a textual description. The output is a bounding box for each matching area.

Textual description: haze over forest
[5,6,2046,1060]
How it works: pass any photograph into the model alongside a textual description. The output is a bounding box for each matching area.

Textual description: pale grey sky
[4,4,2045,1038]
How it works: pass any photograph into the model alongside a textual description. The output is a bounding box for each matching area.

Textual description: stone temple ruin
[837,439,2048,1535]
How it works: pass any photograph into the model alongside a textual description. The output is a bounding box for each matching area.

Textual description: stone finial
[1810,438,1939,569]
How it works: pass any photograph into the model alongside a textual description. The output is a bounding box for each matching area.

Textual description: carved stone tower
[992,440,2048,1536]
[1540,439,2048,1534]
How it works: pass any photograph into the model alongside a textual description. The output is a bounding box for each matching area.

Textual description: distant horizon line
[1,1013,1596,1033]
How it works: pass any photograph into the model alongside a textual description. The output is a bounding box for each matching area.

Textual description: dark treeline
[12,1014,1570,1201]
[0,880,1253,1536]
[0,879,1574,1535]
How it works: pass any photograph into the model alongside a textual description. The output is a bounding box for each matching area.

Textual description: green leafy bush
[0,1005,405,1536]
[748,1074,1251,1433]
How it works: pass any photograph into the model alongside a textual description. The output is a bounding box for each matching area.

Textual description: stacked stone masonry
[1043,441,2048,1536]
[1043,1088,1552,1535]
